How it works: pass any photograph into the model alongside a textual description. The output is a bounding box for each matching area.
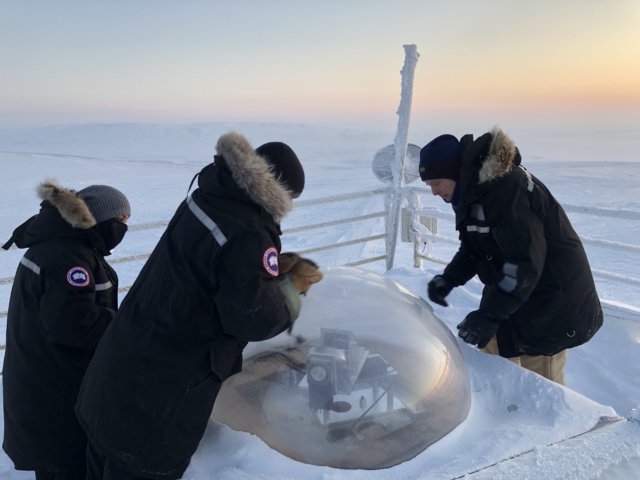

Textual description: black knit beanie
[77,185,131,223]
[419,134,463,182]
[256,142,305,198]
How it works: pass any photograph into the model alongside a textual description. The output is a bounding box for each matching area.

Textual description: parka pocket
[469,234,503,285]
[157,374,222,467]
[463,207,503,285]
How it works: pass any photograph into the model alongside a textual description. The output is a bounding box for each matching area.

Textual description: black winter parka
[443,128,603,357]
[76,132,295,479]
[2,183,118,471]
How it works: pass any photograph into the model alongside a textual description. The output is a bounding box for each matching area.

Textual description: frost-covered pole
[386,44,419,270]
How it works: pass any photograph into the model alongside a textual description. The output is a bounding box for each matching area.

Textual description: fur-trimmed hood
[37,180,97,229]
[477,127,518,184]
[2,180,99,250]
[216,132,293,223]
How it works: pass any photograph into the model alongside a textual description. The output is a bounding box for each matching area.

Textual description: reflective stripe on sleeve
[466,225,491,233]
[95,281,113,291]
[503,262,518,278]
[20,256,41,275]
[187,195,228,246]
[498,275,518,293]
[520,166,535,192]
[498,262,519,293]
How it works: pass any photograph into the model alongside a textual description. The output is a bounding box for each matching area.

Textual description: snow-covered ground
[0,122,638,479]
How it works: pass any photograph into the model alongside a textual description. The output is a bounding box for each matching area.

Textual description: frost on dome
[212,266,471,469]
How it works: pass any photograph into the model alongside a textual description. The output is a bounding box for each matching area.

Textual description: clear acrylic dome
[212,266,471,469]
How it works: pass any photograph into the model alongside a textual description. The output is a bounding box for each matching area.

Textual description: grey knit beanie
[77,185,131,223]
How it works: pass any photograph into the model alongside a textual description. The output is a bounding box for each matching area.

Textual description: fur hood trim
[37,180,97,229]
[216,132,292,222]
[478,127,518,184]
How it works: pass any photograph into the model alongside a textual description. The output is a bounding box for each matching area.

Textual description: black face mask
[92,218,128,253]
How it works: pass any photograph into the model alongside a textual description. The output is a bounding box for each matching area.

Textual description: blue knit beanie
[419,134,463,181]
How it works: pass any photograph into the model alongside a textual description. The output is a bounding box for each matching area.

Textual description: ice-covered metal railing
[109,189,391,279]
[3,188,638,322]
[282,189,388,266]
[0,189,391,322]
[404,188,640,320]
[408,200,640,270]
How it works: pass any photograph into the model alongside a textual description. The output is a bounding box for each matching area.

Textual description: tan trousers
[481,337,568,385]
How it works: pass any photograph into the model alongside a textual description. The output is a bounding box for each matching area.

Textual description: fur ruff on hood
[216,132,293,223]
[478,127,518,184]
[37,180,97,229]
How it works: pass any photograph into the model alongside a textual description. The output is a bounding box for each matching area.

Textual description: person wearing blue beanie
[419,133,462,182]
[419,134,463,205]
[420,127,602,386]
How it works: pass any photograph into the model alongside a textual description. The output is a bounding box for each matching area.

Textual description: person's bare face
[425,179,457,203]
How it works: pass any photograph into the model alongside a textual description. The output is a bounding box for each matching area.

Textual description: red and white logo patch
[263,247,279,277]
[66,266,90,287]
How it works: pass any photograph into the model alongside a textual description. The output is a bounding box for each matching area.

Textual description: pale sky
[1,0,639,128]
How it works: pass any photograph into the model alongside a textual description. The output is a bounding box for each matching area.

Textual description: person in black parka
[420,127,603,385]
[2,181,131,480]
[75,132,322,480]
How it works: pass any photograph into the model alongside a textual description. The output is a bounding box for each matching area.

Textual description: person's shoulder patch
[66,266,90,287]
[262,247,279,277]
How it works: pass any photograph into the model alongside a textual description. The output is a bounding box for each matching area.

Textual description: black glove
[456,310,501,349]
[427,275,454,307]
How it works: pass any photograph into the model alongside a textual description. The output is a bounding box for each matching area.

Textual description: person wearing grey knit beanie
[77,185,131,224]
[77,185,131,253]
[2,180,132,480]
